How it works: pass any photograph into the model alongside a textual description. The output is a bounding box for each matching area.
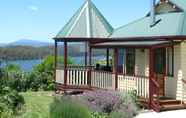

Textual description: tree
[29,55,74,91]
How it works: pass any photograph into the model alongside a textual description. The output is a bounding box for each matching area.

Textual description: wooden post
[64,41,68,86]
[149,48,154,109]
[89,47,92,66]
[85,42,88,66]
[114,48,118,90]
[88,46,92,87]
[54,40,57,81]
[106,48,109,67]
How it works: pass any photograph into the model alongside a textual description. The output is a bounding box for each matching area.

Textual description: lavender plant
[82,90,138,118]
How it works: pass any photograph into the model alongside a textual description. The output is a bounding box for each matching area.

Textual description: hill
[8,39,51,47]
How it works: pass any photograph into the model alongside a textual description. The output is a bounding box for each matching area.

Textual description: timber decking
[138,97,186,111]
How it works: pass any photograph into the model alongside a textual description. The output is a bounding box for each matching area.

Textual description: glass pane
[126,49,135,75]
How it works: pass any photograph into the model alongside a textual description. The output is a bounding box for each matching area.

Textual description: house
[53,0,186,112]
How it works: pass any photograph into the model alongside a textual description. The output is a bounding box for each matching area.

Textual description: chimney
[160,0,166,3]
[150,0,156,27]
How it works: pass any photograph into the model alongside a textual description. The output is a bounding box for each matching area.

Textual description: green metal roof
[110,0,186,38]
[110,12,185,38]
[55,0,113,39]
[170,0,186,11]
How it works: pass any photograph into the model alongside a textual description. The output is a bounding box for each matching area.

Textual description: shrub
[0,87,25,114]
[49,96,91,118]
[91,112,107,118]
[82,90,138,118]
[0,102,13,118]
[82,90,121,113]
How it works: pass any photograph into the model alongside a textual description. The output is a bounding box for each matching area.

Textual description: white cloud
[28,5,39,12]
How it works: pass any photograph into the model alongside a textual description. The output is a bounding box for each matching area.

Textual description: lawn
[17,91,54,118]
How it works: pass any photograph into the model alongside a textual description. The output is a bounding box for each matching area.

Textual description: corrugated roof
[55,0,113,39]
[110,12,185,38]
[110,0,186,39]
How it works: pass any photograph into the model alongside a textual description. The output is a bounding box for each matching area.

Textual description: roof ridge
[55,0,114,38]
[90,3,113,34]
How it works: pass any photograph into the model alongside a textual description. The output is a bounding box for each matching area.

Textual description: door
[154,48,166,97]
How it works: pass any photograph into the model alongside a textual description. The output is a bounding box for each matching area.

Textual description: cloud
[28,5,39,12]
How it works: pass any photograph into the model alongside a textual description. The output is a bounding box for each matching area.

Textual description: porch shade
[55,0,113,40]
[92,41,171,48]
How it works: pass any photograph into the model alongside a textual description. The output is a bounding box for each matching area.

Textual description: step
[159,99,181,105]
[160,104,186,111]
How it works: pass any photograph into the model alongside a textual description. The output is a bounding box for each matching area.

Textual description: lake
[0,56,106,72]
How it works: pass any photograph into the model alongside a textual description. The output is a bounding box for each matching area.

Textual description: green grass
[16,91,54,118]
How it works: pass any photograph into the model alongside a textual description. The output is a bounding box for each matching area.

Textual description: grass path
[17,91,54,118]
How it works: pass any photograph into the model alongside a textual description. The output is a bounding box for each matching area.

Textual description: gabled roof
[110,0,186,39]
[55,0,113,39]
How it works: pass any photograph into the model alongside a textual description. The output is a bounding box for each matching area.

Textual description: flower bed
[50,90,138,118]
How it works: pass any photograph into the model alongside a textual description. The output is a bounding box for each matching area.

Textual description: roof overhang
[90,40,173,49]
[53,35,186,42]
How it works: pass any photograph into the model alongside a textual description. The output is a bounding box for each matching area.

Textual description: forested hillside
[0,45,106,61]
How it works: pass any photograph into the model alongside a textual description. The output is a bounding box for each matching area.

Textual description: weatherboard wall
[135,49,149,76]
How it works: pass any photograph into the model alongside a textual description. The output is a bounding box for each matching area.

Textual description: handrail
[92,70,114,74]
[182,79,186,84]
[151,78,160,88]
[118,73,149,79]
[57,65,94,69]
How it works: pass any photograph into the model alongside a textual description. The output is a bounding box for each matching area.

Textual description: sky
[0,0,150,43]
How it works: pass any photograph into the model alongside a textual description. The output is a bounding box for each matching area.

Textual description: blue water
[0,56,106,72]
[0,60,42,72]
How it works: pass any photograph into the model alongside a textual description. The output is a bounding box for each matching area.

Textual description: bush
[0,87,25,117]
[91,112,107,118]
[0,55,74,92]
[0,102,13,118]
[50,96,91,118]
[83,90,121,113]
[82,90,138,118]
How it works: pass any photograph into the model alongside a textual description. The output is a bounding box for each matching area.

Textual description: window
[167,47,174,76]
[154,48,166,74]
[126,49,135,75]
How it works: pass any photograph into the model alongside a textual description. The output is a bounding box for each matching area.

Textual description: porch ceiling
[91,40,171,48]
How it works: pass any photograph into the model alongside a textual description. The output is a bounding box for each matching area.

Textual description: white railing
[118,74,149,98]
[91,70,114,89]
[67,68,88,86]
[56,68,149,99]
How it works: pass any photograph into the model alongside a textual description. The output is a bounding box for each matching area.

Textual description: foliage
[91,112,107,118]
[49,96,91,118]
[4,64,21,73]
[0,46,54,60]
[0,102,13,118]
[30,55,73,91]
[0,87,25,117]
[82,90,121,113]
[0,55,74,92]
[0,45,106,61]
[82,90,138,118]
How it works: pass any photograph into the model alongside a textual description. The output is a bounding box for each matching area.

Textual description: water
[0,55,106,72]
[0,60,42,72]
